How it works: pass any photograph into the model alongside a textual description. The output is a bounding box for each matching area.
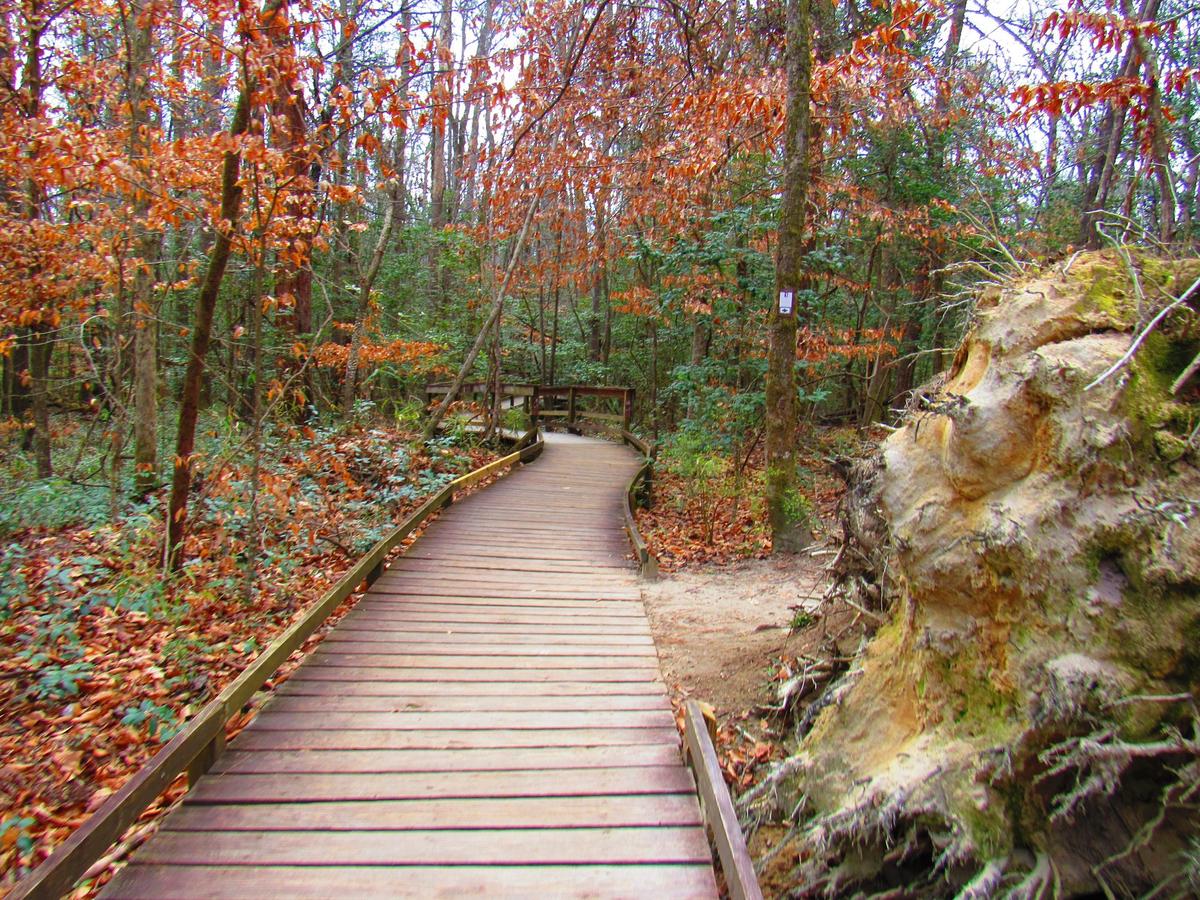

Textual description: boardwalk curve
[101,433,717,899]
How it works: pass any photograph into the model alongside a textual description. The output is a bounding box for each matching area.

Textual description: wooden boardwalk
[102,434,717,899]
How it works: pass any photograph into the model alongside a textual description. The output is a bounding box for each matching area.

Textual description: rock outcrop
[775,251,1200,896]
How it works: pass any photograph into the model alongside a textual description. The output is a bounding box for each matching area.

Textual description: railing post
[568,386,577,431]
[531,388,540,428]
[622,388,633,430]
[187,731,225,789]
[643,443,655,508]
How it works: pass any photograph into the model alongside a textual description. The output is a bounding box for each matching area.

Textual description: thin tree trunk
[22,4,51,476]
[424,192,540,437]
[342,185,400,418]
[538,282,546,379]
[588,197,606,362]
[29,325,52,477]
[264,0,315,424]
[166,60,255,570]
[650,316,659,441]
[427,0,452,308]
[267,0,313,339]
[341,9,408,419]
[589,257,603,362]
[1122,0,1175,243]
[239,259,266,603]
[1080,0,1160,247]
[550,226,562,385]
[462,0,494,220]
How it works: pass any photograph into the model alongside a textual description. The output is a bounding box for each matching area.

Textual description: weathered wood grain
[242,709,677,732]
[164,794,704,830]
[232,727,682,752]
[211,743,683,774]
[261,691,667,710]
[103,863,718,899]
[135,826,712,865]
[187,766,699,803]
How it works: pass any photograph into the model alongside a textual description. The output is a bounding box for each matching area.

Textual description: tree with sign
[765,0,814,553]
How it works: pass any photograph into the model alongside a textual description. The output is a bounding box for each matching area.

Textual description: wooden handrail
[10,430,544,900]
[620,429,658,579]
[683,701,764,900]
[425,382,636,432]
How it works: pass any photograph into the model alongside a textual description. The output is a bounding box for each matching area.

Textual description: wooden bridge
[425,382,636,434]
[15,430,759,899]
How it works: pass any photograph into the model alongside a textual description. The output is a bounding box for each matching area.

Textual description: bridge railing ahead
[425,382,635,434]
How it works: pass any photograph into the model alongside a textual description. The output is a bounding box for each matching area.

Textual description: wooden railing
[425,382,635,434]
[683,701,764,900]
[620,429,659,579]
[10,427,544,900]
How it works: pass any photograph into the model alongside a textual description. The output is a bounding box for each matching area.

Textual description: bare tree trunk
[264,0,314,422]
[550,225,562,385]
[427,0,452,308]
[239,259,266,602]
[766,0,814,553]
[2,334,30,424]
[22,4,51,477]
[589,257,603,362]
[486,317,501,437]
[340,10,408,419]
[124,0,160,496]
[1122,0,1175,243]
[341,184,400,418]
[1080,0,1160,247]
[29,325,52,477]
[462,0,494,220]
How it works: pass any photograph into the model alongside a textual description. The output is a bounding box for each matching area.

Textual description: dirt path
[641,552,830,717]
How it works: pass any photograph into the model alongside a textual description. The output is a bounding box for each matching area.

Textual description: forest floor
[645,553,829,716]
[638,429,878,897]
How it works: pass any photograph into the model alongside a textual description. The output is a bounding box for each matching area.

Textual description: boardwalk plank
[231,727,681,751]
[244,710,676,731]
[104,864,718,899]
[355,596,644,610]
[344,609,646,623]
[314,643,657,657]
[136,826,712,866]
[322,629,656,644]
[263,693,669,712]
[304,653,656,669]
[211,744,683,773]
[164,794,704,830]
[273,679,665,697]
[188,766,698,802]
[287,665,662,682]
